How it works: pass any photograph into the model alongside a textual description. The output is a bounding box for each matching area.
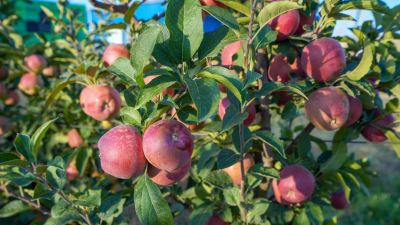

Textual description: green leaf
[257,1,303,27]
[75,148,92,176]
[72,189,101,208]
[124,1,141,23]
[254,131,286,158]
[30,118,58,156]
[203,170,234,189]
[183,75,220,123]
[0,171,36,187]
[252,25,278,50]
[244,71,262,90]
[202,6,239,31]
[159,95,179,109]
[0,153,30,167]
[130,27,161,75]
[51,200,76,218]
[123,86,139,107]
[293,210,310,225]
[32,183,57,200]
[223,187,241,206]
[0,200,34,218]
[189,203,214,225]
[216,0,251,16]
[281,101,298,120]
[166,0,203,63]
[98,195,126,222]
[107,57,138,85]
[306,203,324,225]
[248,163,280,179]
[221,104,248,132]
[135,75,177,109]
[256,82,307,99]
[89,23,126,36]
[345,40,373,81]
[46,166,66,190]
[384,129,400,157]
[247,199,271,222]
[297,133,311,157]
[332,0,393,16]
[135,174,173,225]
[120,107,142,127]
[217,149,240,169]
[233,125,253,153]
[176,105,198,125]
[45,79,77,109]
[46,210,82,225]
[14,134,35,164]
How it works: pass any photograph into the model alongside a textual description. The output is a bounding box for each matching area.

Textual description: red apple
[199,0,226,8]
[272,179,290,205]
[143,119,194,172]
[221,41,244,66]
[42,66,56,77]
[268,54,306,83]
[24,54,47,75]
[148,160,191,186]
[0,116,12,135]
[66,161,80,180]
[294,11,316,35]
[18,73,44,95]
[301,38,346,82]
[98,125,147,179]
[219,97,256,126]
[343,95,363,126]
[68,129,84,148]
[4,91,19,105]
[143,75,175,101]
[80,85,122,121]
[331,191,349,209]
[277,165,315,203]
[268,10,300,41]
[103,44,130,67]
[304,87,349,131]
[275,91,294,108]
[361,109,396,142]
[0,66,8,81]
[222,153,255,185]
[204,213,229,225]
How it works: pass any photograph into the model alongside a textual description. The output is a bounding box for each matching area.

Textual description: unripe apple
[171,106,204,130]
[0,116,12,135]
[268,54,306,83]
[277,165,315,203]
[294,11,316,35]
[143,75,175,101]
[143,119,194,172]
[80,85,122,121]
[24,54,47,74]
[98,125,147,179]
[68,129,84,148]
[219,97,256,126]
[204,213,229,225]
[0,84,7,101]
[42,65,56,77]
[148,160,191,186]
[66,161,80,180]
[199,0,226,8]
[361,109,395,142]
[343,95,363,126]
[4,91,19,105]
[275,91,294,108]
[268,10,300,41]
[331,191,349,209]
[272,179,290,205]
[101,120,113,129]
[301,38,346,82]
[304,87,349,131]
[221,41,244,66]
[103,44,130,68]
[222,153,255,185]
[18,73,44,95]
[0,66,8,81]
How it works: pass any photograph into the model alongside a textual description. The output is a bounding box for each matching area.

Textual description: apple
[42,65,56,77]
[277,165,315,203]
[301,38,346,82]
[304,87,349,131]
[143,119,194,172]
[222,153,255,185]
[0,66,8,81]
[294,11,317,35]
[0,116,11,135]
[343,95,363,126]
[66,161,80,180]
[219,97,256,126]
[272,179,290,205]
[18,73,44,95]
[4,91,19,105]
[143,75,175,101]
[331,191,349,209]
[103,44,130,68]
[199,0,226,8]
[221,41,244,66]
[148,160,191,186]
[80,85,122,121]
[204,213,229,225]
[268,54,306,83]
[268,10,300,41]
[101,120,113,129]
[68,129,84,148]
[275,91,294,108]
[361,109,396,142]
[98,125,147,179]
[24,54,47,74]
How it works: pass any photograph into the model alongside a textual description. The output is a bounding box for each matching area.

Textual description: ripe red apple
[148,160,191,186]
[143,119,194,172]
[204,213,229,225]
[103,44,130,67]
[294,11,316,35]
[268,54,306,83]
[143,75,175,101]
[66,161,80,180]
[343,95,363,126]
[268,10,300,41]
[221,41,244,66]
[42,65,56,77]
[199,0,226,8]
[361,109,395,142]
[0,84,7,101]
[171,106,204,130]
[272,179,290,205]
[331,191,349,209]
[68,129,84,148]
[4,91,19,105]
[0,116,11,135]
[304,87,349,131]
[18,73,44,95]
[0,66,8,81]
[24,54,47,75]
[275,91,294,108]
[219,97,256,126]
[277,165,315,203]
[98,125,147,179]
[301,38,346,82]
[80,85,122,121]
[222,153,255,185]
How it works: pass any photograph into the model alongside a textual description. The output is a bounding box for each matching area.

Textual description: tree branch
[88,0,129,14]
[284,122,315,155]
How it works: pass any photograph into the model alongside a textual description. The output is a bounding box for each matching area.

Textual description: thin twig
[87,0,129,14]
